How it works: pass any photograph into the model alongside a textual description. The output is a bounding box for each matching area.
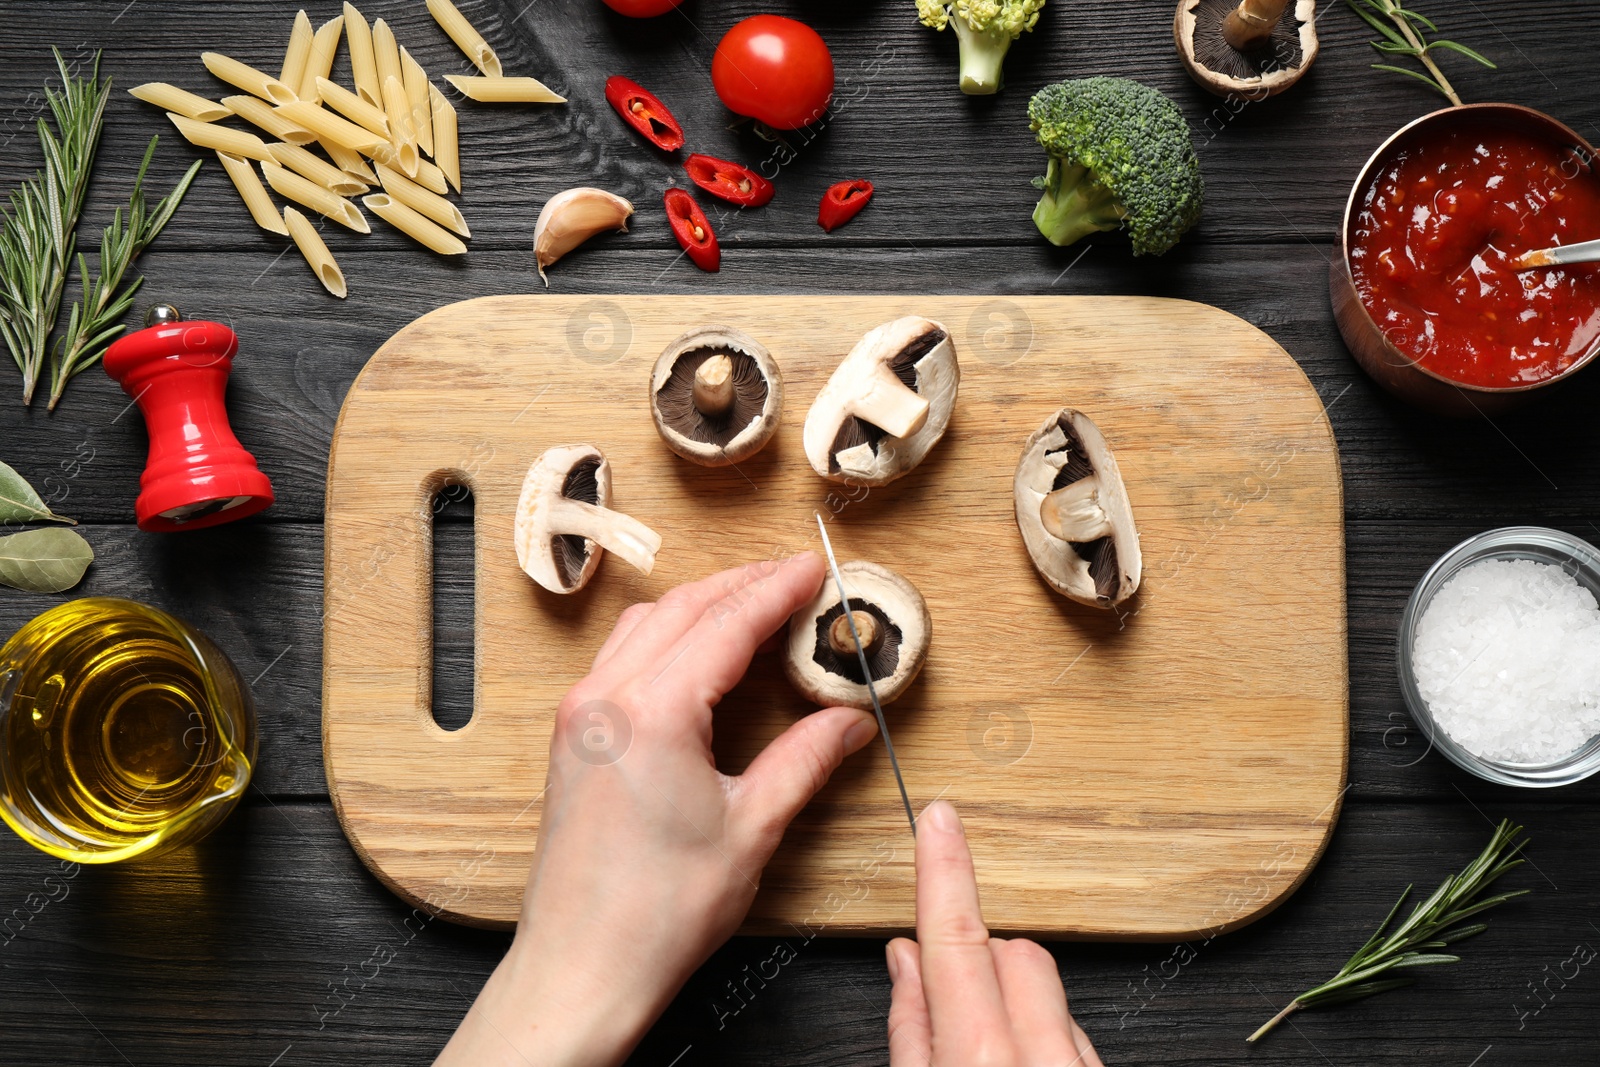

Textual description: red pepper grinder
[103,305,274,532]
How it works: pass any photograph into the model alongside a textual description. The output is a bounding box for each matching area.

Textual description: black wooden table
[3,2,1598,1064]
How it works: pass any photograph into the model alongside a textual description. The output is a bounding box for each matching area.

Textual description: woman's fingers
[886,939,933,1067]
[590,602,654,670]
[649,552,827,709]
[1066,1017,1106,1067]
[604,558,788,672]
[914,801,1009,1057]
[733,706,876,852]
[990,938,1081,1066]
[894,806,1098,1067]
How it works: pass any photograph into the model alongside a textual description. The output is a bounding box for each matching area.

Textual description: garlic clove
[534,187,634,286]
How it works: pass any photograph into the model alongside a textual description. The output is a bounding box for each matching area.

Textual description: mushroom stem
[544,497,663,575]
[828,610,881,657]
[1222,0,1290,50]
[692,353,736,417]
[1040,478,1113,542]
[856,366,932,439]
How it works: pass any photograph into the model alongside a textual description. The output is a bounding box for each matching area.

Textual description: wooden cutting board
[323,294,1347,937]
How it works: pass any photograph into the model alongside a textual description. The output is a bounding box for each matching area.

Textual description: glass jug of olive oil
[0,598,257,863]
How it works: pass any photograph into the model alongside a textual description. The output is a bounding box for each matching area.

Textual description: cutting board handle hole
[431,481,476,732]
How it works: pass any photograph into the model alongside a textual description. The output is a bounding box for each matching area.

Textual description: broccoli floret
[917,0,1045,95]
[1027,77,1205,256]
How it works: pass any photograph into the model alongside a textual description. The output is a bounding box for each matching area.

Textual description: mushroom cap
[1014,408,1142,609]
[514,443,613,594]
[785,560,931,710]
[1174,0,1319,99]
[650,325,784,467]
[802,316,960,487]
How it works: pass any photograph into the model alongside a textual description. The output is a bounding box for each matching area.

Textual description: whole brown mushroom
[1174,0,1320,99]
[650,325,783,467]
[784,560,931,711]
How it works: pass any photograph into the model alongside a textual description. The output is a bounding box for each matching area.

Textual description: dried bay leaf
[0,460,74,525]
[0,528,93,593]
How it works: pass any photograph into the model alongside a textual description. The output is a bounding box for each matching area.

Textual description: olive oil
[0,598,256,863]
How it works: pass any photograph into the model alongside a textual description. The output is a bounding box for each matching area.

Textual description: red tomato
[711,16,834,130]
[601,0,684,16]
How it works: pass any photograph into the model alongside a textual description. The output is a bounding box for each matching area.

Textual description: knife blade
[815,512,917,836]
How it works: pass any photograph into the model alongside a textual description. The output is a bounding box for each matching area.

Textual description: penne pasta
[381,76,419,177]
[299,14,345,103]
[222,95,317,145]
[314,76,389,137]
[444,75,565,104]
[280,10,314,91]
[216,151,289,235]
[400,47,434,158]
[427,0,502,78]
[166,113,275,162]
[269,142,369,197]
[276,101,387,153]
[283,206,348,298]
[366,138,424,184]
[371,19,403,94]
[343,2,382,108]
[411,155,449,195]
[363,193,467,255]
[129,83,232,122]
[201,51,297,106]
[324,139,379,183]
[428,84,460,193]
[262,160,371,233]
[377,164,468,236]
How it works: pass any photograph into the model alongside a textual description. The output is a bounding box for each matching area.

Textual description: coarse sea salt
[1412,557,1600,764]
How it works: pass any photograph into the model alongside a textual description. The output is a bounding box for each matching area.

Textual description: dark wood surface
[2,1,1598,1064]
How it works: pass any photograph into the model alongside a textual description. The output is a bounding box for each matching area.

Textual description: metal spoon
[1514,238,1600,269]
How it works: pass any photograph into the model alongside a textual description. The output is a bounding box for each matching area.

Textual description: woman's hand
[887,801,1104,1067]
[438,553,878,1067]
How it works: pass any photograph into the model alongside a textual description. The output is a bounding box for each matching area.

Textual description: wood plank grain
[7,244,1596,527]
[2,518,1582,806]
[0,2,1593,253]
[0,799,1585,1066]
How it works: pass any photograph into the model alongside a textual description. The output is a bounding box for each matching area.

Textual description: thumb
[734,705,877,852]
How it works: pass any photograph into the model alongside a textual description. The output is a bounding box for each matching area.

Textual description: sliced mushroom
[1174,0,1319,99]
[785,560,931,710]
[650,325,784,467]
[514,444,662,594]
[802,316,960,487]
[1014,408,1141,609]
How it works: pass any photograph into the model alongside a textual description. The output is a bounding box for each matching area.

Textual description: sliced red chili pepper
[664,188,720,272]
[683,153,774,208]
[604,75,685,152]
[818,179,874,232]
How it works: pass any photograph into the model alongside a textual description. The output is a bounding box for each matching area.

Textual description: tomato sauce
[1350,125,1600,388]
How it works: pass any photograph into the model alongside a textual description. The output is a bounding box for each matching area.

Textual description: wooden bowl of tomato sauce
[1332,103,1600,416]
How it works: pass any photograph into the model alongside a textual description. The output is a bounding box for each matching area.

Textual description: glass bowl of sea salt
[1399,526,1600,787]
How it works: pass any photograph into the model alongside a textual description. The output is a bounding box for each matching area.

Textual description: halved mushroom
[514,444,662,594]
[802,316,960,487]
[650,325,783,467]
[1014,409,1141,609]
[1174,0,1319,99]
[785,560,931,710]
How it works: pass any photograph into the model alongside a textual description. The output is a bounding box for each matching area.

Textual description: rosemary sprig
[46,137,202,410]
[1345,0,1496,107]
[1248,819,1529,1044]
[0,49,110,406]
